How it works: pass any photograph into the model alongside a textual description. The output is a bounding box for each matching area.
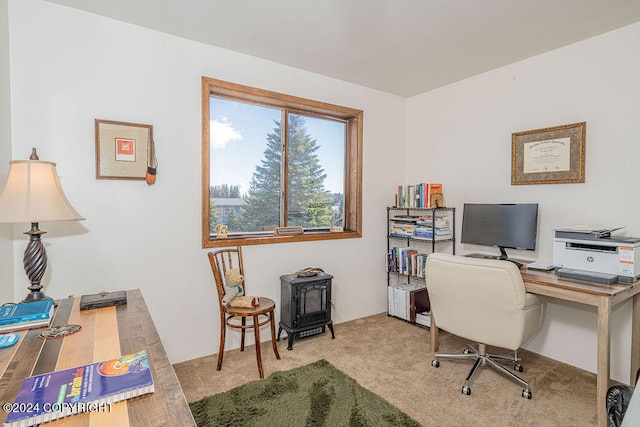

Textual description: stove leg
[328,323,335,339]
[277,326,283,342]
[287,333,295,351]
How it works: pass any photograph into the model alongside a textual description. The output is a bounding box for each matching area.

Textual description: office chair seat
[426,253,546,398]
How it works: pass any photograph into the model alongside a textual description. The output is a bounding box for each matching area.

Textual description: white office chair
[426,253,546,399]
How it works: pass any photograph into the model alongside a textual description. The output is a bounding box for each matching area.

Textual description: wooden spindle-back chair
[207,246,280,378]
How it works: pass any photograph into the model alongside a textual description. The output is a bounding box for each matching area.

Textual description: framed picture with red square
[95,119,153,180]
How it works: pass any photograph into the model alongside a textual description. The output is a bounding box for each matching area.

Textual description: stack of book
[0,300,55,333]
[389,213,452,242]
[414,214,452,240]
[389,222,416,238]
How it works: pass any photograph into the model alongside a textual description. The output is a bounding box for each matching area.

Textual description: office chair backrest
[426,253,543,350]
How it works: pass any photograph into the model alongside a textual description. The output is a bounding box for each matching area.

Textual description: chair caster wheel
[461,385,471,395]
[431,359,440,368]
[463,348,471,354]
[522,389,532,399]
[514,363,523,372]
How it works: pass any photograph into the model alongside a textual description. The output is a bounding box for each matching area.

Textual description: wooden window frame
[202,77,363,248]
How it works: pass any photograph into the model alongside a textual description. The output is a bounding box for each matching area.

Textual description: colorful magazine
[4,350,154,427]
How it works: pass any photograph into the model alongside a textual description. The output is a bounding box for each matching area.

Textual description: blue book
[0,300,54,326]
[4,350,154,426]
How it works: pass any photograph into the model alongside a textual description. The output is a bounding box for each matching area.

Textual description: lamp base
[21,223,51,304]
[21,291,53,304]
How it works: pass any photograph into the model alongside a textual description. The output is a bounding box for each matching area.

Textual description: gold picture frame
[95,119,153,180]
[511,122,586,185]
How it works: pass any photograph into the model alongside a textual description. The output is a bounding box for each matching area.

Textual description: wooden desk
[429,269,640,427]
[0,289,195,426]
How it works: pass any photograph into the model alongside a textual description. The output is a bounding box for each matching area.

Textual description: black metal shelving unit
[386,206,456,324]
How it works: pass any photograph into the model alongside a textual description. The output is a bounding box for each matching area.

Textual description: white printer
[553,227,640,283]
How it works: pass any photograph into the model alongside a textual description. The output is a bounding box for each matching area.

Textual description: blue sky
[209,98,345,195]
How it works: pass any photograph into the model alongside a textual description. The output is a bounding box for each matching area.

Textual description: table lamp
[0,149,84,303]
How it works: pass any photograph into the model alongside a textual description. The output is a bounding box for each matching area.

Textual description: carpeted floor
[174,312,599,426]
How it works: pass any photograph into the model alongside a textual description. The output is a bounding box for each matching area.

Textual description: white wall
[407,22,640,382]
[6,0,406,363]
[0,0,13,304]
[9,0,638,382]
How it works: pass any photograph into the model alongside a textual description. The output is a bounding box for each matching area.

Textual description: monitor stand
[466,247,523,269]
[497,246,523,269]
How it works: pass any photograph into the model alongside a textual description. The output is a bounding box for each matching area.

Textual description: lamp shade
[0,160,84,223]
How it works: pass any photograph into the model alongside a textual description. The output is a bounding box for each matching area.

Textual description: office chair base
[432,344,533,399]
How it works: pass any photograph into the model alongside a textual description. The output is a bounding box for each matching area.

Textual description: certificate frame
[511,122,586,185]
[95,119,153,180]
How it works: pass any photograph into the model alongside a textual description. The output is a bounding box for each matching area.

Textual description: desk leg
[430,315,438,353]
[632,293,640,386]
[596,297,611,427]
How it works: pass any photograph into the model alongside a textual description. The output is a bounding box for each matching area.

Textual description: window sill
[203,230,361,248]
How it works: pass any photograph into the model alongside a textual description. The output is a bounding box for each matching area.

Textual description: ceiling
[43,0,640,97]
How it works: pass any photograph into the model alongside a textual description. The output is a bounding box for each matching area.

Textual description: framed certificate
[511,122,585,185]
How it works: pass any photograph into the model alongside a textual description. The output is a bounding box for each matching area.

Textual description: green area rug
[189,359,420,427]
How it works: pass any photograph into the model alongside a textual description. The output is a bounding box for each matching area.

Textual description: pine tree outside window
[202,77,363,247]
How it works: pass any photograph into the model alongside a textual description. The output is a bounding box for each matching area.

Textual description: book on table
[3,350,155,427]
[0,317,52,334]
[0,300,54,326]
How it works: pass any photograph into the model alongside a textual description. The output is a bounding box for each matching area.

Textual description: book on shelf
[4,350,154,427]
[0,300,54,326]
[413,227,440,238]
[429,183,443,207]
[416,214,449,227]
[389,246,429,278]
[387,285,396,316]
[388,283,427,322]
[413,214,451,240]
[418,183,430,208]
[415,310,431,327]
[389,222,416,238]
[389,215,419,223]
[412,229,452,241]
[394,284,417,321]
[409,186,416,208]
[395,183,444,208]
[397,185,415,208]
[387,282,411,317]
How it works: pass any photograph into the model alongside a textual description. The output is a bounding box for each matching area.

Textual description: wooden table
[429,269,640,427]
[0,289,195,426]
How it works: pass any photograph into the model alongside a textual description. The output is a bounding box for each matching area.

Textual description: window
[202,77,363,247]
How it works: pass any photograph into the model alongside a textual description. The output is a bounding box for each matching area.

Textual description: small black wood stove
[277,272,335,350]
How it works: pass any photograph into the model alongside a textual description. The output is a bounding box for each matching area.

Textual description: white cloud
[210,118,242,149]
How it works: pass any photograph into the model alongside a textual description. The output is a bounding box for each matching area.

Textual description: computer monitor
[461,203,539,266]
